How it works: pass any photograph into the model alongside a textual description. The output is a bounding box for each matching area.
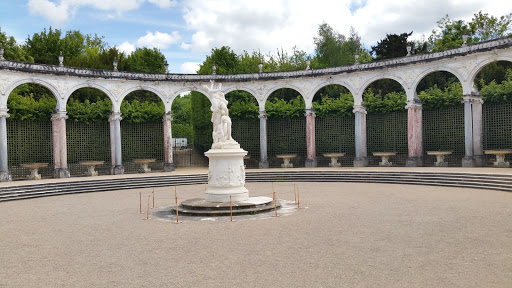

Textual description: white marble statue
[204,81,240,149]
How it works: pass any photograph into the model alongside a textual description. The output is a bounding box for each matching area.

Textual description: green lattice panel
[231,119,260,168]
[422,106,465,166]
[66,121,111,176]
[267,117,306,168]
[121,122,164,173]
[7,120,53,180]
[483,102,512,166]
[316,116,355,167]
[367,111,408,166]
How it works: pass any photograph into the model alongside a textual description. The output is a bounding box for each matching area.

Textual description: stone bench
[276,154,297,168]
[484,149,512,168]
[133,159,156,173]
[79,161,105,176]
[426,151,452,167]
[20,163,48,180]
[323,153,345,167]
[372,152,396,167]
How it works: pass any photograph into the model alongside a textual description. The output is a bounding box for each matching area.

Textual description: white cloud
[27,0,177,23]
[147,0,177,8]
[180,62,200,74]
[27,0,70,24]
[180,0,512,54]
[118,41,136,54]
[136,31,181,49]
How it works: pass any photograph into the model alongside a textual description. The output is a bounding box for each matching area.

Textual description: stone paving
[1,168,512,287]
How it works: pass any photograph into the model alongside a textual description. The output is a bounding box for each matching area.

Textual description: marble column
[163,112,175,172]
[353,105,368,167]
[51,111,70,178]
[405,99,423,167]
[472,95,484,167]
[0,108,11,182]
[305,108,317,167]
[258,110,269,168]
[461,95,483,167]
[109,112,124,174]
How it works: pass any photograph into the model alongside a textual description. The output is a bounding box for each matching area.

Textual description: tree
[126,47,166,73]
[314,23,370,67]
[0,27,33,62]
[428,11,512,51]
[371,32,412,60]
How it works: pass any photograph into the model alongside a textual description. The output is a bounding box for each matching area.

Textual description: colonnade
[256,94,484,169]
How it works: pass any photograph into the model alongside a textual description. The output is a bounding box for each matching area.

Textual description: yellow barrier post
[230,196,233,222]
[152,188,155,209]
[147,195,150,220]
[139,191,142,214]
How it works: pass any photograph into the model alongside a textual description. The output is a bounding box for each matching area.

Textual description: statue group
[204,81,240,149]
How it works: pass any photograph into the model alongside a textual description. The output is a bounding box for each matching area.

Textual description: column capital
[304,108,316,117]
[258,110,267,119]
[163,111,173,122]
[405,99,422,110]
[462,94,484,104]
[352,104,367,114]
[51,110,68,120]
[0,107,9,118]
[109,111,122,122]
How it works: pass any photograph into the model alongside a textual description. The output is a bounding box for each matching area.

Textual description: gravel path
[1,182,511,287]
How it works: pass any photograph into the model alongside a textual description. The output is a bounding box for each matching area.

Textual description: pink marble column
[471,95,484,167]
[51,111,70,178]
[406,99,423,167]
[163,112,174,172]
[305,108,317,167]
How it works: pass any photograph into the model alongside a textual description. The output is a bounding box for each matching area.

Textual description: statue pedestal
[205,148,249,202]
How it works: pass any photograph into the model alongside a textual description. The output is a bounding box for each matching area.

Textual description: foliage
[190,91,212,152]
[314,23,371,67]
[418,82,464,110]
[371,32,412,60]
[120,100,164,123]
[7,90,56,120]
[428,11,512,51]
[126,47,166,73]
[66,98,112,123]
[363,89,407,114]
[479,69,512,104]
[313,92,354,118]
[226,91,259,120]
[0,27,33,62]
[265,96,305,118]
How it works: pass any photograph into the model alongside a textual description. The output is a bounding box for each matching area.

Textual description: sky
[0,0,511,74]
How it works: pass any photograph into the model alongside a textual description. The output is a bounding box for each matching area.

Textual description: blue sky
[1,0,511,74]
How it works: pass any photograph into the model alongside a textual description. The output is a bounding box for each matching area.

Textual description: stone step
[1,170,512,202]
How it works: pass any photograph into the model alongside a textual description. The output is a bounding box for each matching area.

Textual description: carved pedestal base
[353,157,368,167]
[305,158,317,168]
[259,159,269,169]
[205,148,248,202]
[0,171,12,182]
[53,168,70,178]
[406,157,423,167]
[462,156,476,167]
[112,165,124,175]
[164,162,175,172]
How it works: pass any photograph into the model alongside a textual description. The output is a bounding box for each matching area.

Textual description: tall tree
[126,47,166,73]
[314,23,370,67]
[371,32,412,60]
[0,27,33,62]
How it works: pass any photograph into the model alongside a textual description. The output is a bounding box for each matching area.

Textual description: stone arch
[360,74,407,98]
[412,67,465,96]
[3,78,61,109]
[119,86,169,113]
[66,82,115,112]
[310,80,357,101]
[468,56,512,90]
[263,84,306,107]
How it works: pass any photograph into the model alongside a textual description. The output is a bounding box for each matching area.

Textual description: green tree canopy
[371,32,412,60]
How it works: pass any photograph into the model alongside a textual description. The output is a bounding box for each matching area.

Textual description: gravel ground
[1,181,512,287]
